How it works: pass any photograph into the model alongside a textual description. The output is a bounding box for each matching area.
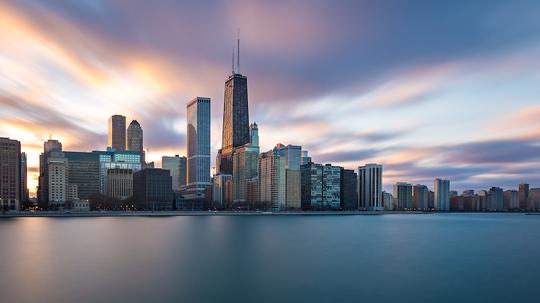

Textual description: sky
[1,0,540,196]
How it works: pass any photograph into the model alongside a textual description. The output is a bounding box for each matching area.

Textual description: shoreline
[0,210,535,218]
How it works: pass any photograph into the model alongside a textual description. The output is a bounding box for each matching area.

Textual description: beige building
[105,168,133,200]
[48,152,68,208]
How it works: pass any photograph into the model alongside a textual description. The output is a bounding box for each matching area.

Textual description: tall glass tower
[187,97,212,198]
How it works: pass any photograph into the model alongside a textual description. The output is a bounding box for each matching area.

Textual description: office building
[434,178,450,211]
[413,184,429,210]
[393,182,413,209]
[133,168,173,211]
[301,150,312,165]
[127,120,144,161]
[186,97,212,199]
[0,137,21,211]
[105,168,133,200]
[213,174,232,208]
[341,169,358,210]
[64,152,101,200]
[528,188,540,211]
[95,150,142,195]
[108,115,126,151]
[358,164,383,210]
[162,155,187,191]
[489,187,504,211]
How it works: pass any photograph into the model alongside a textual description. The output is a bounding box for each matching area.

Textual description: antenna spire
[237,29,240,74]
[232,47,235,75]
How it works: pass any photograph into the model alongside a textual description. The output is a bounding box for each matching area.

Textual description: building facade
[47,152,68,208]
[213,174,232,209]
[0,137,21,211]
[393,182,413,210]
[258,148,286,211]
[108,115,126,151]
[434,178,450,211]
[95,150,142,195]
[186,97,212,199]
[162,155,187,191]
[63,152,101,200]
[413,184,429,210]
[38,139,62,209]
[519,183,530,210]
[358,164,383,210]
[105,168,133,200]
[127,120,144,161]
[276,144,302,209]
[341,169,358,210]
[133,169,173,211]
[20,152,28,206]
[503,190,519,210]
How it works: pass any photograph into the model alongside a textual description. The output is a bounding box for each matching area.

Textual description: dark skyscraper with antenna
[218,36,250,174]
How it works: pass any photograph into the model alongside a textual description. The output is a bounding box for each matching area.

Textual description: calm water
[1,213,539,303]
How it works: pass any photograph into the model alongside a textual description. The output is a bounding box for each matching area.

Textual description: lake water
[1,213,539,303]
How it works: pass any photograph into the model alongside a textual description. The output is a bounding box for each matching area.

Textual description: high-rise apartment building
[258,148,286,211]
[276,144,302,209]
[213,174,232,209]
[383,191,394,210]
[231,123,260,206]
[393,182,413,209]
[38,139,62,209]
[186,97,211,199]
[108,115,126,151]
[518,183,530,210]
[413,184,429,210]
[162,155,187,191]
[300,162,341,210]
[358,164,383,210]
[47,152,68,208]
[0,137,21,211]
[322,164,341,209]
[503,190,519,210]
[434,178,450,211]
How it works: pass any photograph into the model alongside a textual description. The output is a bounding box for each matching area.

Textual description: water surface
[1,213,539,302]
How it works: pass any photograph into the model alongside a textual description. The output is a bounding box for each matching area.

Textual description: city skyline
[1,1,540,195]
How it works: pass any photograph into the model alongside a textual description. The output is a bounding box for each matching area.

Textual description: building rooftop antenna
[232,47,235,75]
[237,29,240,74]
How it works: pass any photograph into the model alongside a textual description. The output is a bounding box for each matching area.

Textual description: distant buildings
[393,182,412,210]
[413,184,429,210]
[358,164,383,210]
[503,190,519,210]
[232,123,259,207]
[133,168,173,211]
[383,191,394,210]
[519,183,530,210]
[38,139,62,209]
[20,152,28,205]
[108,115,126,151]
[258,147,286,211]
[47,152,69,208]
[527,188,540,211]
[0,137,21,211]
[434,178,450,211]
[162,155,187,191]
[186,97,212,199]
[96,150,142,196]
[277,144,302,210]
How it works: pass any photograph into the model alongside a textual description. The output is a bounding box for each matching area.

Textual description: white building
[358,164,383,210]
[48,152,68,208]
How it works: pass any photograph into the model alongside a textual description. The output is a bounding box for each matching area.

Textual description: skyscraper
[162,155,187,191]
[300,162,341,210]
[47,152,68,208]
[358,164,383,210]
[186,97,211,198]
[276,144,302,209]
[218,38,250,175]
[0,137,21,211]
[127,120,143,155]
[108,115,126,151]
[258,148,286,211]
[434,178,450,211]
[38,139,62,209]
